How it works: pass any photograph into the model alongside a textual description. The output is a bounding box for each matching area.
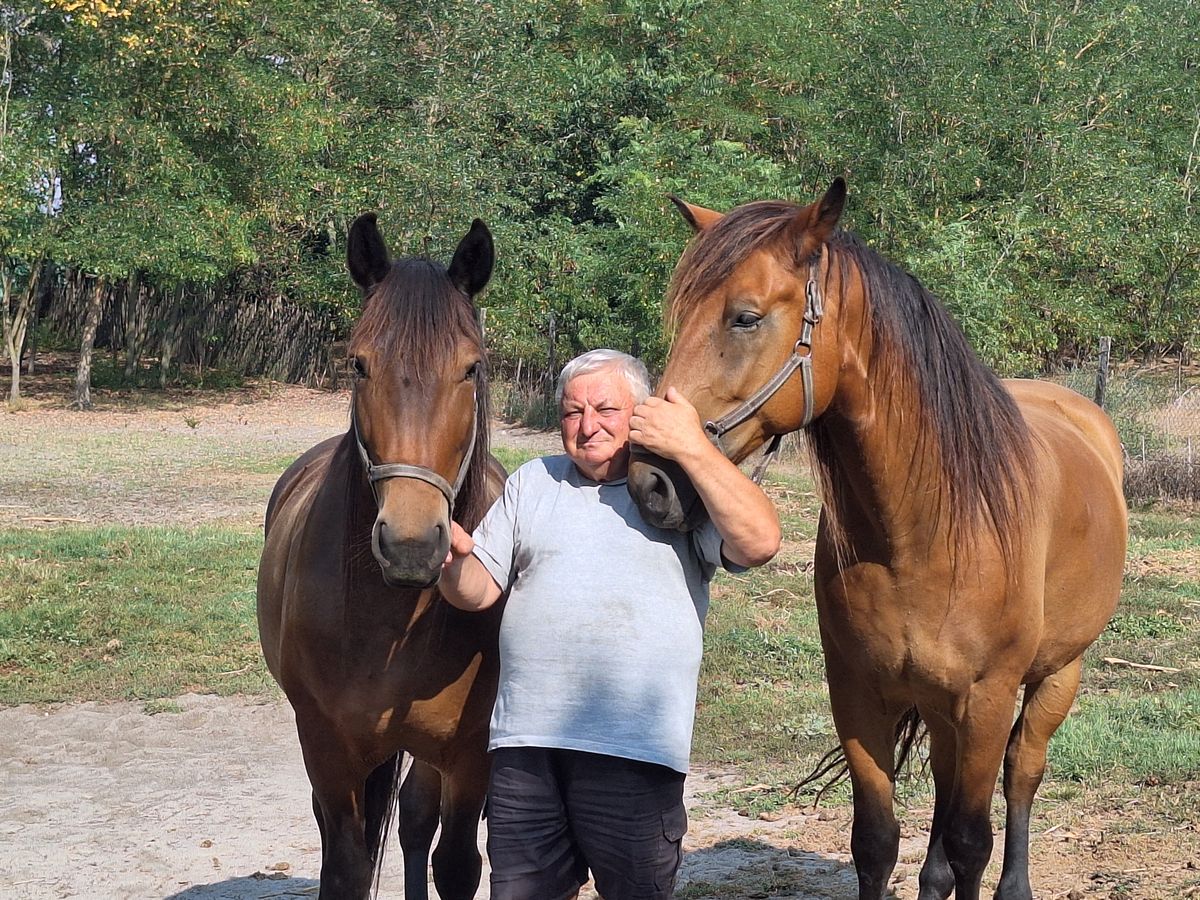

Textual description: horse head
[346,213,494,587]
[629,179,849,531]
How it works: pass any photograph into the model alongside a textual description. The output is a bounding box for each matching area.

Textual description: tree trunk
[2,261,41,403]
[160,284,184,388]
[123,271,145,378]
[72,276,106,410]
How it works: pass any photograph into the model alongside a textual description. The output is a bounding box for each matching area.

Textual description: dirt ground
[2,377,1197,899]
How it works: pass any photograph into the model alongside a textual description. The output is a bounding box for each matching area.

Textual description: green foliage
[6,0,1200,379]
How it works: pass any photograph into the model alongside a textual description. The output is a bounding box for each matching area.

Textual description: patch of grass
[1050,690,1200,783]
[491,447,544,474]
[0,525,273,704]
[143,698,184,715]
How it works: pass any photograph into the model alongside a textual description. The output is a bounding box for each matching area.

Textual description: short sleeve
[470,465,523,591]
[690,518,749,575]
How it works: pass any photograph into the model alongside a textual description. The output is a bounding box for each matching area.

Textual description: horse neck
[814,277,956,565]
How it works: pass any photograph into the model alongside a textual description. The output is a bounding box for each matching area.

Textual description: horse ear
[789,177,847,257]
[447,219,495,298]
[669,195,724,233]
[814,177,847,236]
[347,213,392,290]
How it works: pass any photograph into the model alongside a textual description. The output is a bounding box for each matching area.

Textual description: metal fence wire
[1062,362,1200,503]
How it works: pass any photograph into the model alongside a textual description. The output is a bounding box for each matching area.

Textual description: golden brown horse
[628,179,1127,900]
[257,214,505,899]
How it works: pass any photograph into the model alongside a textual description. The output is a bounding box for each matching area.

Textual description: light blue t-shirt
[471,455,733,773]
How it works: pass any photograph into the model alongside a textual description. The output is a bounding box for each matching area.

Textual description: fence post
[478,307,487,344]
[1094,336,1111,408]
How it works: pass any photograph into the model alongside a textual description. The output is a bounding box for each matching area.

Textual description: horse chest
[816,562,1026,690]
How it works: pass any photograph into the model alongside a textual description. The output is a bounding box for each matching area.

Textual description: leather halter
[702,246,827,483]
[351,383,478,511]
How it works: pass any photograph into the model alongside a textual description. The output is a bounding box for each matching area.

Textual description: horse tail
[366,752,404,900]
[793,707,926,804]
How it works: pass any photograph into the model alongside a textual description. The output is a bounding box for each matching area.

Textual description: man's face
[560,368,635,482]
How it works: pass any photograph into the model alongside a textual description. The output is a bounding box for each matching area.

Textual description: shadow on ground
[678,837,893,899]
[165,874,319,899]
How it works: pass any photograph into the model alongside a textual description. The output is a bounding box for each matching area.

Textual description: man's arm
[439,521,504,611]
[630,387,781,568]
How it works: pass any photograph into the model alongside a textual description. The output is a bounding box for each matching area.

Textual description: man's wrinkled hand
[444,520,475,568]
[630,386,710,462]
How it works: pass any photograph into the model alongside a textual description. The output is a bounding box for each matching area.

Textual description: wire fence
[1061,355,1199,503]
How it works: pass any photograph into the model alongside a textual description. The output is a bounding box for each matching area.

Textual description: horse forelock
[346,256,493,531]
[817,232,1037,564]
[350,257,484,376]
[666,201,804,333]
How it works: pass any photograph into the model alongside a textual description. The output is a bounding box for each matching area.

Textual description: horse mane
[666,203,1035,564]
[347,257,494,532]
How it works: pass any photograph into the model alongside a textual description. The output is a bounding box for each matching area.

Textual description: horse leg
[364,754,401,867]
[995,657,1083,900]
[296,714,375,899]
[828,675,902,900]
[430,753,489,900]
[940,679,1019,900]
[916,710,959,900]
[398,759,442,900]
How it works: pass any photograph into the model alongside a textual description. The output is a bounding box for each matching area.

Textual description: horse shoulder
[264,435,344,535]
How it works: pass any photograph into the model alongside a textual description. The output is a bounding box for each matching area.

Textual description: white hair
[555,349,651,405]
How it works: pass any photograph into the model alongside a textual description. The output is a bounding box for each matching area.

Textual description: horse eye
[733,311,762,330]
[465,362,481,381]
[352,356,368,379]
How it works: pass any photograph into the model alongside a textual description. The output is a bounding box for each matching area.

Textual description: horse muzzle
[371,516,449,588]
[627,450,709,532]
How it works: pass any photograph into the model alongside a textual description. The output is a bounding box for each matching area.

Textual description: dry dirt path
[2,382,1194,898]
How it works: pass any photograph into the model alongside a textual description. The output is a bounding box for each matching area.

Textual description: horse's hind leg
[995,657,1083,900]
[364,754,401,867]
[398,759,441,900]
[431,752,489,900]
[828,672,902,900]
[916,711,959,900]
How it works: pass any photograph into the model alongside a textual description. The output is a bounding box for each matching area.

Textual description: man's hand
[629,386,712,464]
[444,520,475,568]
[439,521,503,611]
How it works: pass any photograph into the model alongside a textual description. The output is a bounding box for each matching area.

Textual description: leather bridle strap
[351,384,478,510]
[702,247,827,484]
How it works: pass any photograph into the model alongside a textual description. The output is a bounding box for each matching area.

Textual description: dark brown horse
[257,214,505,899]
[628,180,1127,900]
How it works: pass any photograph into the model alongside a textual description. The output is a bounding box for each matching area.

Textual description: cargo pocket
[662,805,688,843]
[654,804,688,895]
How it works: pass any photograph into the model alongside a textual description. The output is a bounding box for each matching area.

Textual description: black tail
[365,752,404,899]
[793,707,926,805]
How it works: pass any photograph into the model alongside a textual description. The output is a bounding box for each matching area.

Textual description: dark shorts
[487,747,688,900]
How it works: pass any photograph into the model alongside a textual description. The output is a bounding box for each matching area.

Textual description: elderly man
[440,348,779,900]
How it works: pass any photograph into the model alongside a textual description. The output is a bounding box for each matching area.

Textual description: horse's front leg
[430,749,490,900]
[941,677,1020,900]
[296,711,376,899]
[827,662,903,900]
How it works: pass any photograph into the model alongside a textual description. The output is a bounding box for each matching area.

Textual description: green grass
[491,447,544,473]
[0,525,272,704]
